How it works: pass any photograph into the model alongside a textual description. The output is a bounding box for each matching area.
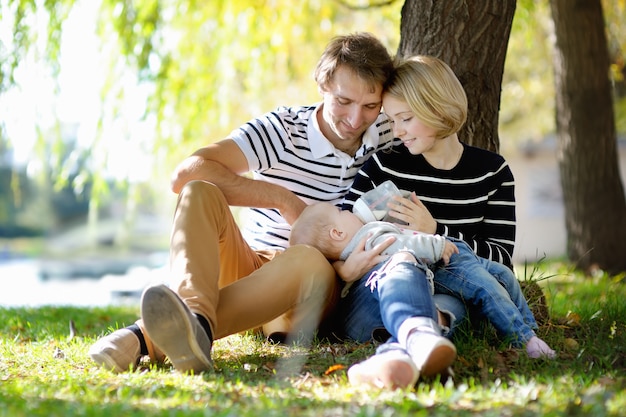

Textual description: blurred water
[0,257,169,308]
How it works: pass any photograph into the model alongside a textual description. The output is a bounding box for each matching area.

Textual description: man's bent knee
[267,245,338,338]
[181,180,223,200]
[284,244,336,285]
[281,244,338,303]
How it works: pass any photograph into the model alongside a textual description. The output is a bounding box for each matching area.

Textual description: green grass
[1,261,626,416]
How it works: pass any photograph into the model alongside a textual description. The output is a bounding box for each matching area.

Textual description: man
[89,32,399,373]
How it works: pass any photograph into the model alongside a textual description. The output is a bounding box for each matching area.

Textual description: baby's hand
[333,233,395,283]
[441,241,459,265]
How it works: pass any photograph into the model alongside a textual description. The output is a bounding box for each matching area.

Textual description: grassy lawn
[1,260,625,416]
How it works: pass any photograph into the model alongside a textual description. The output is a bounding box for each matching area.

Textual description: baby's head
[290,202,363,260]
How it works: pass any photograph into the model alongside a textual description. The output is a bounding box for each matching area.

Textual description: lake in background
[0,253,169,308]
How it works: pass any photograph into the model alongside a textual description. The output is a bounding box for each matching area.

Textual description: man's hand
[170,140,306,222]
[170,155,207,194]
[333,234,396,283]
[388,192,437,234]
[170,140,249,194]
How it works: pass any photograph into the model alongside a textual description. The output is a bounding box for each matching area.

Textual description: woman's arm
[388,166,516,268]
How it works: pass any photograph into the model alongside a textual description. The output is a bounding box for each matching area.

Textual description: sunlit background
[0,0,624,307]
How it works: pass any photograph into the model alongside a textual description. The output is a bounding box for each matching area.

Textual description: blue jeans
[434,239,538,346]
[338,252,465,343]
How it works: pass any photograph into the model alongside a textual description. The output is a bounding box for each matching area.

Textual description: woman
[337,55,553,390]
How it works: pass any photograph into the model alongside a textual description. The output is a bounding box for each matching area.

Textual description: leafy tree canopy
[1,0,403,186]
[0,0,624,188]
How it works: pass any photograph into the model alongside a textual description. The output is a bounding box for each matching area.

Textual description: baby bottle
[353,180,404,223]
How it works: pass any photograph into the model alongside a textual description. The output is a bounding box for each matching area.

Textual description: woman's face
[382,93,438,155]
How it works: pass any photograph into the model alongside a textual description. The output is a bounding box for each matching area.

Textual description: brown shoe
[89,325,165,373]
[89,328,141,372]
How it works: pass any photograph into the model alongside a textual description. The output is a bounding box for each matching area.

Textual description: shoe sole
[419,342,456,378]
[347,354,418,390]
[141,285,213,373]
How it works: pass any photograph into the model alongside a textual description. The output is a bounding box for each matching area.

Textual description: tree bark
[550,0,626,274]
[397,0,516,152]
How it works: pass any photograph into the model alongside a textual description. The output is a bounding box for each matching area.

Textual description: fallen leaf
[324,364,346,375]
[565,311,581,326]
[563,338,579,350]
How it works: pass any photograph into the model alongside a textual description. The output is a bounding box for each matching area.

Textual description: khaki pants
[166,180,339,340]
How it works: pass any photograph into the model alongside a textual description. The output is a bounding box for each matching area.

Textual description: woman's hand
[333,234,395,283]
[388,192,437,234]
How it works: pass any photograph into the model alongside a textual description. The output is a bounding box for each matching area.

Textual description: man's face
[319,66,383,150]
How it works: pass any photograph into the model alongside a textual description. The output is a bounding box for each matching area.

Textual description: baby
[290,201,556,359]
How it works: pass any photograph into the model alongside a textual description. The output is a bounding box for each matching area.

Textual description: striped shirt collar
[308,103,380,159]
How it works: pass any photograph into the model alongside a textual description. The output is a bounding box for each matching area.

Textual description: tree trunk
[397,0,516,152]
[550,0,626,274]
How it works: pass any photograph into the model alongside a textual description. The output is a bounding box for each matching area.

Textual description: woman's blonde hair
[384,55,467,139]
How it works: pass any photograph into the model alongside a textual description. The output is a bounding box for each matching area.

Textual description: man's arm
[170,139,306,224]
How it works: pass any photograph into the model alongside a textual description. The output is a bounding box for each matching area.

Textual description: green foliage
[94,0,403,168]
[500,0,555,147]
[1,0,76,92]
[1,0,625,246]
[605,0,626,133]
[2,0,625,168]
[99,0,160,76]
[1,264,626,416]
[500,0,626,150]
[0,166,48,236]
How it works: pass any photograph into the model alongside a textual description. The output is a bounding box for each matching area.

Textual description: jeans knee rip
[367,258,434,294]
[435,307,455,337]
